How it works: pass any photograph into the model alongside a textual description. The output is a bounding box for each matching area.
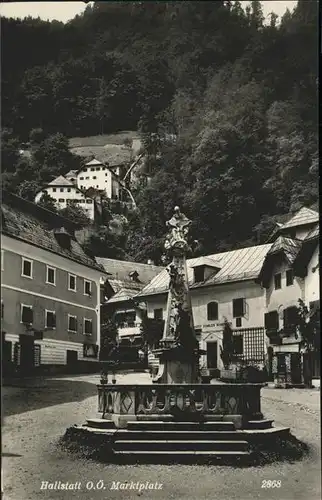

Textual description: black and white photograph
[1,1,320,499]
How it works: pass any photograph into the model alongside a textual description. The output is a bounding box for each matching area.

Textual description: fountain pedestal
[152,345,202,384]
[151,207,203,384]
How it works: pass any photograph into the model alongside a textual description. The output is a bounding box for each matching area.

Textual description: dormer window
[54,227,72,250]
[194,266,205,283]
[129,270,139,282]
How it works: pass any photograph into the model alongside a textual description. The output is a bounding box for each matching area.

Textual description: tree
[37,191,58,212]
[59,203,90,227]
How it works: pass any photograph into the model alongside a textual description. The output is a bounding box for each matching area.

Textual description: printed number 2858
[261,480,281,488]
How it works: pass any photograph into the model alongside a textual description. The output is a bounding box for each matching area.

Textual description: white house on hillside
[34,175,95,220]
[77,158,121,199]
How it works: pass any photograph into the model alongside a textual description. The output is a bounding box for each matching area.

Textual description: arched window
[207,301,218,321]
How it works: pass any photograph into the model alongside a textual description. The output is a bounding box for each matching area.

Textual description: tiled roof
[107,288,140,303]
[138,244,272,297]
[267,236,302,264]
[48,175,74,187]
[281,207,319,230]
[304,223,319,241]
[2,192,105,273]
[96,258,164,294]
[65,170,78,178]
[85,158,103,166]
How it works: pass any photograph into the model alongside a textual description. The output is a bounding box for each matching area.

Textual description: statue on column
[162,206,198,351]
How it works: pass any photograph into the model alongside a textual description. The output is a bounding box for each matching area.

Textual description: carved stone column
[152,207,203,383]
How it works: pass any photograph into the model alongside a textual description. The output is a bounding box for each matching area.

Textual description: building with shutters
[1,192,107,376]
[34,175,95,220]
[257,205,319,387]
[98,258,163,364]
[136,245,272,377]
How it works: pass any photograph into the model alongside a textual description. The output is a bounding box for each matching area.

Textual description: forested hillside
[1,1,318,264]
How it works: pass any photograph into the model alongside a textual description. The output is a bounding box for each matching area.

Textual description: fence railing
[98,383,263,421]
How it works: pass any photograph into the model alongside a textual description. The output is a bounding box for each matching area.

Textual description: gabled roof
[85,158,104,166]
[293,225,319,277]
[138,243,272,297]
[304,223,319,242]
[189,257,221,269]
[65,170,78,178]
[107,288,140,304]
[280,207,319,230]
[1,192,105,273]
[48,175,74,187]
[257,237,302,287]
[96,257,164,295]
[267,236,302,263]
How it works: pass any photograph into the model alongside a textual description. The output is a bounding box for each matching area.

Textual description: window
[80,177,84,180]
[58,198,65,203]
[21,258,33,278]
[236,317,242,327]
[232,298,245,318]
[232,335,243,355]
[274,273,281,290]
[67,188,71,193]
[45,310,56,329]
[93,176,97,179]
[85,177,89,180]
[84,280,91,295]
[52,188,56,192]
[264,311,279,331]
[86,199,92,204]
[286,269,294,286]
[105,173,108,176]
[283,306,298,328]
[154,308,163,320]
[207,301,218,321]
[84,318,92,335]
[68,274,76,291]
[60,188,64,192]
[194,266,205,283]
[90,168,95,171]
[21,304,33,324]
[46,266,56,285]
[96,167,101,171]
[68,315,78,333]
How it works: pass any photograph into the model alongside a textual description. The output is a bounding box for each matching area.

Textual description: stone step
[114,450,251,458]
[86,418,115,429]
[113,440,249,452]
[127,421,235,431]
[115,430,246,441]
[246,419,274,430]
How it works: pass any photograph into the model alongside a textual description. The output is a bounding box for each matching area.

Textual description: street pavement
[2,372,321,500]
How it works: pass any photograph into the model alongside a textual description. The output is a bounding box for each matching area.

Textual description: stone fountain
[152,206,203,384]
[68,207,291,461]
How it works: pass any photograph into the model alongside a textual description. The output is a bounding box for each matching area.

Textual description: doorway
[19,334,35,375]
[66,350,78,373]
[291,353,302,385]
[207,341,218,369]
